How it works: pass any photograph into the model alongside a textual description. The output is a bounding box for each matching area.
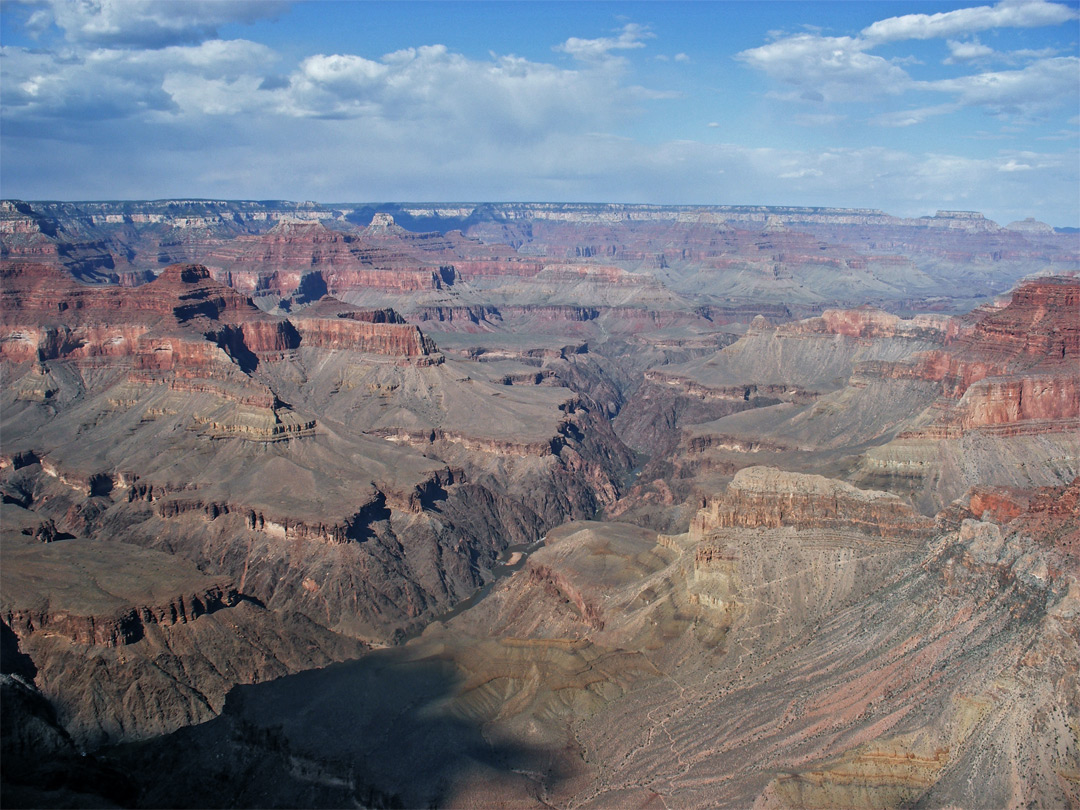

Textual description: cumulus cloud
[259,43,659,145]
[2,26,662,154]
[1,39,278,120]
[944,38,996,63]
[31,0,289,49]
[861,0,1077,43]
[554,23,653,62]
[738,0,1078,124]
[944,38,1063,65]
[925,56,1080,117]
[736,34,910,103]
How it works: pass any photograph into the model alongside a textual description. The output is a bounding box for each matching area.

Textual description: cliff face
[9,199,1075,319]
[1,257,634,657]
[692,466,935,541]
[966,276,1080,360]
[900,277,1080,398]
[0,527,366,748]
[904,279,1078,425]
[0,261,443,369]
[3,582,238,648]
[953,374,1080,429]
[200,217,538,304]
[291,316,438,357]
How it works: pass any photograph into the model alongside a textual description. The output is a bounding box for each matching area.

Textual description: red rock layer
[201,218,542,297]
[291,317,438,358]
[861,278,1080,439]
[0,262,263,330]
[692,466,935,541]
[965,278,1080,361]
[954,375,1080,428]
[0,262,441,365]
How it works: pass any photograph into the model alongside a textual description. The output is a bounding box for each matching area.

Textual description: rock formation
[1,199,1077,809]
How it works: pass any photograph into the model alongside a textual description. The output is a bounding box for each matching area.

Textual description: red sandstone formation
[291,316,439,359]
[199,217,546,303]
[692,466,935,541]
[897,277,1080,432]
[0,261,443,370]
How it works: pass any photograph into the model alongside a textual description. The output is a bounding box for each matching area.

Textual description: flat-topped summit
[365,212,405,235]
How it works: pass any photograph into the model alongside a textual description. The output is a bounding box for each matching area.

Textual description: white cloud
[161,73,267,116]
[298,53,388,86]
[944,38,996,63]
[0,39,278,120]
[924,56,1080,117]
[861,0,1077,44]
[554,23,653,62]
[263,44,658,143]
[1,33,662,147]
[736,34,911,103]
[999,159,1034,170]
[944,38,1063,65]
[738,4,1078,123]
[872,103,960,127]
[40,0,289,48]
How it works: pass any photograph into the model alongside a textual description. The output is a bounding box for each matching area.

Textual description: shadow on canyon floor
[99,646,571,809]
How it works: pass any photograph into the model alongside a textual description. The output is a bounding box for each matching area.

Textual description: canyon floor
[1,200,1078,809]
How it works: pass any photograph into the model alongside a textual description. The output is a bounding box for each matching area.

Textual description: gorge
[1,199,1077,809]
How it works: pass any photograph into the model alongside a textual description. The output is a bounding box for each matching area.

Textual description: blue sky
[2,0,1078,225]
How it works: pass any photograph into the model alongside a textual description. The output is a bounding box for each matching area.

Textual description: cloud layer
[2,0,1077,225]
[737,0,1078,118]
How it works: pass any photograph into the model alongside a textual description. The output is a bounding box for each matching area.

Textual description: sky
[1,0,1078,226]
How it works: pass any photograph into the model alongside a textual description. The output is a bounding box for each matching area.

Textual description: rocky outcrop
[151,489,406,544]
[0,528,366,748]
[0,262,442,362]
[952,374,1080,429]
[856,278,1080,503]
[692,466,934,541]
[6,200,1078,316]
[527,562,605,630]
[291,316,439,358]
[968,276,1080,359]
[815,308,955,340]
[3,583,238,647]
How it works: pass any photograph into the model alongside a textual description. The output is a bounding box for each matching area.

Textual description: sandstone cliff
[692,466,935,541]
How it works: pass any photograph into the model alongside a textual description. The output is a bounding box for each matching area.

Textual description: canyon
[1,199,1077,808]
